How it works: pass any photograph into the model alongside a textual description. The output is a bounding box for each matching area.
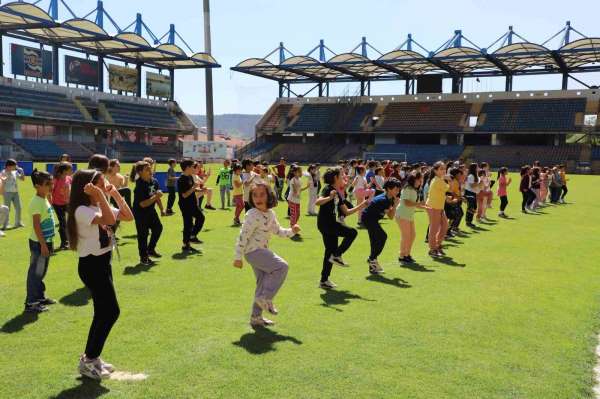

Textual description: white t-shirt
[354,175,367,190]
[465,175,481,194]
[242,171,258,202]
[375,175,385,189]
[287,177,302,204]
[75,205,120,257]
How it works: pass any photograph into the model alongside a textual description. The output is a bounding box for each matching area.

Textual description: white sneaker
[329,255,349,267]
[99,358,115,373]
[79,356,111,380]
[319,280,337,289]
[0,230,5,237]
[250,316,275,328]
[368,259,384,274]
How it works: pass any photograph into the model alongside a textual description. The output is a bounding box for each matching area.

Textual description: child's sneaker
[250,316,270,328]
[24,302,48,313]
[428,249,440,258]
[319,280,337,289]
[39,298,57,306]
[329,255,349,267]
[368,259,383,274]
[79,356,111,380]
[99,358,115,373]
[0,230,5,237]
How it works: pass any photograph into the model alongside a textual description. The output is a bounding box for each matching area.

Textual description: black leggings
[78,252,120,359]
[364,219,387,261]
[319,223,358,282]
[53,204,68,246]
[166,186,176,212]
[500,196,508,212]
[561,185,568,200]
[464,190,477,224]
[181,207,205,244]
[521,190,536,210]
[134,210,163,258]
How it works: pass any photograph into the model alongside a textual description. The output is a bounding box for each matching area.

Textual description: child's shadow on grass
[366,274,412,288]
[400,262,435,273]
[233,327,302,355]
[123,262,157,275]
[60,287,91,307]
[171,250,203,260]
[121,234,138,239]
[320,289,375,312]
[50,377,110,399]
[1,312,39,334]
[432,256,466,268]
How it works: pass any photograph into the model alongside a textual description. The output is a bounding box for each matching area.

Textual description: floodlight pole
[204,0,215,141]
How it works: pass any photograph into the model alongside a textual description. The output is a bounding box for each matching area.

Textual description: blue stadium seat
[370,144,464,163]
[101,100,179,129]
[476,99,586,132]
[0,84,84,122]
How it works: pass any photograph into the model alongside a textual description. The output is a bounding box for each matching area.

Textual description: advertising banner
[146,72,171,98]
[11,44,53,79]
[182,141,228,161]
[108,64,137,92]
[65,55,98,86]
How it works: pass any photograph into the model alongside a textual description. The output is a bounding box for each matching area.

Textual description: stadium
[1,0,600,398]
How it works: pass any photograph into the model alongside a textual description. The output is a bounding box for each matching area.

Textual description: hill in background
[187,114,262,139]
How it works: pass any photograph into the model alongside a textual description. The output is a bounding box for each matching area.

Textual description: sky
[2,0,599,115]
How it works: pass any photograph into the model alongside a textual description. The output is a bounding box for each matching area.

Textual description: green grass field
[1,165,600,398]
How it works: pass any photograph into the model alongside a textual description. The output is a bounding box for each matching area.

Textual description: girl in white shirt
[286,165,308,239]
[234,183,300,328]
[67,169,133,381]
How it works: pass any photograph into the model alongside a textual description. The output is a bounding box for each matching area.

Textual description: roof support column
[318,83,323,97]
[505,74,513,92]
[52,45,59,85]
[326,83,329,97]
[0,34,3,77]
[97,55,104,92]
[451,76,462,93]
[278,82,283,98]
[169,68,175,101]
[562,73,568,90]
[360,81,365,96]
[287,83,290,98]
[136,63,142,97]
[367,81,371,96]
[405,79,410,95]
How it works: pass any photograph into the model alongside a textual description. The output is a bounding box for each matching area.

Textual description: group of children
[1,154,572,379]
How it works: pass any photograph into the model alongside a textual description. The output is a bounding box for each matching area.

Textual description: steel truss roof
[232,37,600,83]
[0,2,219,70]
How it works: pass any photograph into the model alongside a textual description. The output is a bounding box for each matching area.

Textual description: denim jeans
[2,191,21,227]
[26,239,52,305]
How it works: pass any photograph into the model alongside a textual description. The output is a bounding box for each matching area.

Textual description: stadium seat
[467,145,583,167]
[101,100,180,130]
[368,144,464,163]
[375,101,469,132]
[287,103,376,132]
[476,98,586,132]
[0,84,85,122]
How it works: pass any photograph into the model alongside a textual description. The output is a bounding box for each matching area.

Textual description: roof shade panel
[280,56,342,79]
[0,2,54,29]
[493,42,557,70]
[559,38,600,68]
[327,53,391,78]
[378,50,439,75]
[25,18,109,42]
[433,46,497,72]
[234,58,304,81]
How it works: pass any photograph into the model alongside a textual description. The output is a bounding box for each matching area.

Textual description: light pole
[204,0,215,141]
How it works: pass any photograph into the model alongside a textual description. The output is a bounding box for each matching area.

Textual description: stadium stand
[115,141,178,162]
[55,141,93,160]
[591,146,600,160]
[466,145,583,167]
[287,103,376,132]
[261,104,293,131]
[101,100,180,129]
[476,98,586,132]
[368,144,465,163]
[375,101,469,132]
[12,138,67,160]
[0,84,84,121]
[269,142,346,163]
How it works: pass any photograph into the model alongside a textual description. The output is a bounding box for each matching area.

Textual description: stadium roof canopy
[232,25,600,85]
[0,1,220,70]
